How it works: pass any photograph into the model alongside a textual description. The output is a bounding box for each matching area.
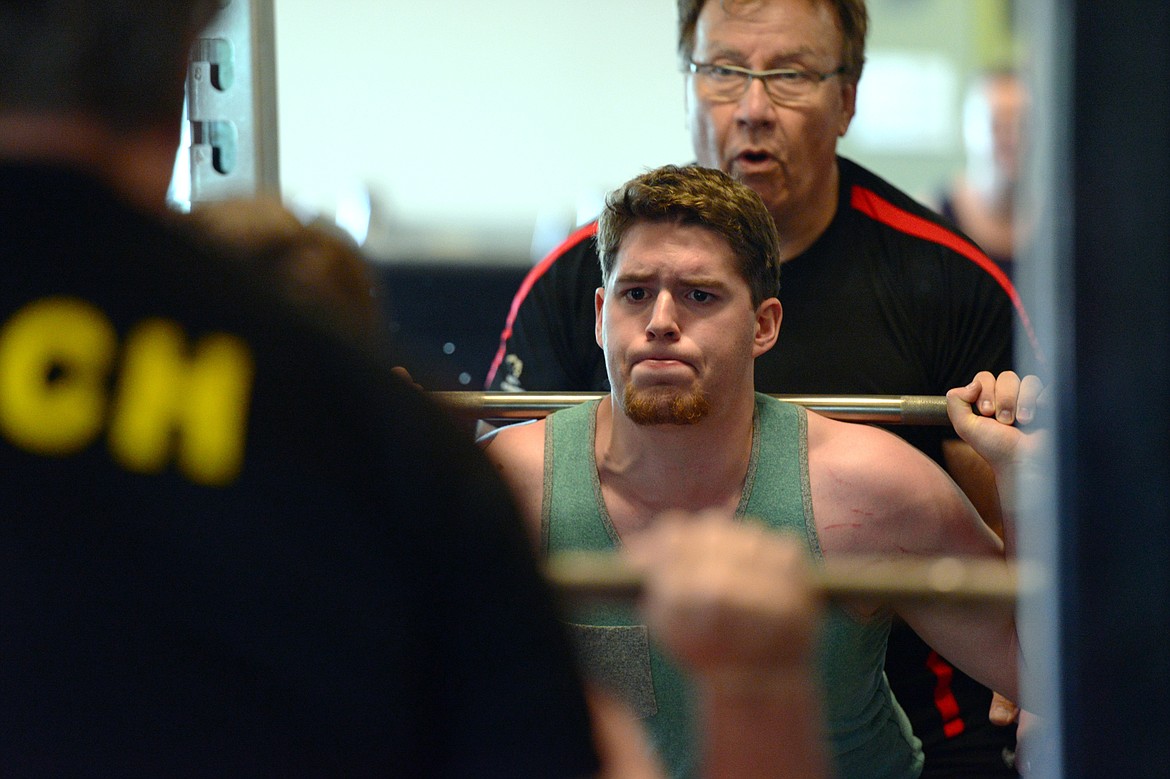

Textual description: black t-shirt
[487,157,1037,776]
[0,164,599,777]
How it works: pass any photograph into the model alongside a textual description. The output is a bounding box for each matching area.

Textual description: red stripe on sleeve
[925,650,967,739]
[849,186,1045,370]
[484,221,599,389]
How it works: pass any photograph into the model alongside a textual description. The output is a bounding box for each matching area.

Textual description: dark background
[375,263,528,391]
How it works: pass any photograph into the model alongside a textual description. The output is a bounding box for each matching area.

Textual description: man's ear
[752,297,782,356]
[594,287,606,349]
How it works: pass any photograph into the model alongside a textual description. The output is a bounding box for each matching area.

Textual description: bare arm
[810,415,1020,701]
[946,372,1046,730]
[874,371,1043,702]
[894,465,1019,700]
[587,688,664,779]
[478,419,547,543]
[942,438,1004,537]
[946,370,1047,549]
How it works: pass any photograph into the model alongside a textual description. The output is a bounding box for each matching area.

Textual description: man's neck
[774,159,841,263]
[0,113,179,214]
[594,392,758,532]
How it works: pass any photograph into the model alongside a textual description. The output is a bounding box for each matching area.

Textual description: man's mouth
[732,150,779,174]
[738,150,772,164]
[630,356,696,380]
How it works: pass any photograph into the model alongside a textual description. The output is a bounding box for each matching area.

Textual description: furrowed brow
[680,276,728,290]
[614,271,656,285]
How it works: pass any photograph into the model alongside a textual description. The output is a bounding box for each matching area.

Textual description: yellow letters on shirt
[0,297,253,486]
[0,298,116,455]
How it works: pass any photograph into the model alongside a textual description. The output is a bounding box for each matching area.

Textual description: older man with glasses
[487,1,1037,776]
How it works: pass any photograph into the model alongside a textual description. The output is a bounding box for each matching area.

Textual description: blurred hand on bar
[620,512,832,779]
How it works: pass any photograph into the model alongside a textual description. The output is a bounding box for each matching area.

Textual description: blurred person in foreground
[190,197,385,339]
[0,2,594,772]
[0,3,841,776]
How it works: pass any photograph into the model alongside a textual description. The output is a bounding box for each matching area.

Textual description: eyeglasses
[687,61,846,105]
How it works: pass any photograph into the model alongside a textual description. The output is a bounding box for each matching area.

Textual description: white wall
[273,0,999,262]
[275,0,692,260]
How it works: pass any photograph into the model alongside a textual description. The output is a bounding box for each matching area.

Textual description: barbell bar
[546,551,1028,606]
[432,391,950,426]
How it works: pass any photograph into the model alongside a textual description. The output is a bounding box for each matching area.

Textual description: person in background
[485,2,1036,774]
[483,164,1026,778]
[935,68,1030,280]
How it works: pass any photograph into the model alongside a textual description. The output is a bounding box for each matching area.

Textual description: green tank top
[543,393,923,779]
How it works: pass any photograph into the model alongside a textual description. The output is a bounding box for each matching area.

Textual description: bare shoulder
[804,412,1000,558]
[478,416,545,451]
[805,412,932,482]
[478,419,548,537]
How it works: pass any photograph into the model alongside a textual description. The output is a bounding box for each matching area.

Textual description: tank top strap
[742,393,821,558]
[542,399,614,555]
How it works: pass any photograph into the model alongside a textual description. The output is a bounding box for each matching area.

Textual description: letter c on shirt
[0,297,116,455]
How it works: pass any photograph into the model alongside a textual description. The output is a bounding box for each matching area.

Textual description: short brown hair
[596,164,781,307]
[0,1,222,126]
[191,198,384,339]
[677,0,868,82]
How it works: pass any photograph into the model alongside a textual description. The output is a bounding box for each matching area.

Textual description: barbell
[435,392,1022,604]
[432,391,950,426]
[547,551,1027,606]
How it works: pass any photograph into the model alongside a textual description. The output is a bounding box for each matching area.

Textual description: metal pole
[431,391,951,426]
[187,0,280,203]
[547,552,1026,606]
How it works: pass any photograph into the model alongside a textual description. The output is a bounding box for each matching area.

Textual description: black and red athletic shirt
[487,155,1040,777]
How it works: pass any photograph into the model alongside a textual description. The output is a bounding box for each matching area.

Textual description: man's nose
[734,75,777,127]
[646,293,680,339]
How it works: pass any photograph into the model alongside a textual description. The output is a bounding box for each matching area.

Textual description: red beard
[622,384,711,425]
